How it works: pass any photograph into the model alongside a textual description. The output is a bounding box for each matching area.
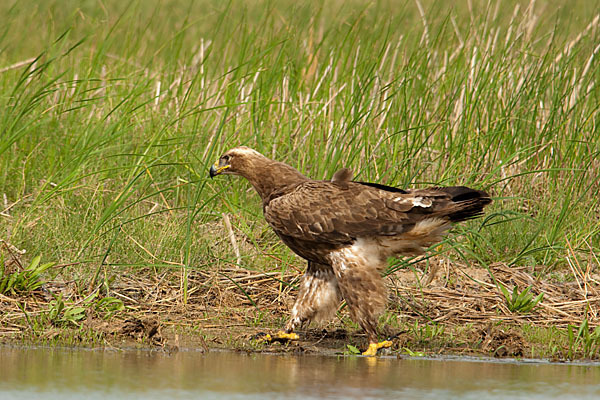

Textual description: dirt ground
[2,255,599,359]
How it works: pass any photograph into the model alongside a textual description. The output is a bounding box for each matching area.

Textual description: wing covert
[264,181,422,243]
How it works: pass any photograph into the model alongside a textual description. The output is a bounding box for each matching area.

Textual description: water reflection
[1,346,599,399]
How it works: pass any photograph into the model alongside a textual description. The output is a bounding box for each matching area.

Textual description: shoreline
[2,259,598,361]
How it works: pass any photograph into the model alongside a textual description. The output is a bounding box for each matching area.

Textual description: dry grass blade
[389,260,599,329]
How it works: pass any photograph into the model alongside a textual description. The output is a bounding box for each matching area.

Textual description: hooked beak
[209,159,230,178]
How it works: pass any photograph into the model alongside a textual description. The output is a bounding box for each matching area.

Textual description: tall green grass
[0,0,598,299]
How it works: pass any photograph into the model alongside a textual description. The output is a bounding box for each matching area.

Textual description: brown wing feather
[265,181,490,243]
[264,181,436,244]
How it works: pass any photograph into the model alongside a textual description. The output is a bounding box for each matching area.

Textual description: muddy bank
[1,256,599,360]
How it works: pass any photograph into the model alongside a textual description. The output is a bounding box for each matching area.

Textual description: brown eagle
[210,147,491,355]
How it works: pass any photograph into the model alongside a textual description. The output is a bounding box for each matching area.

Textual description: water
[1,346,599,399]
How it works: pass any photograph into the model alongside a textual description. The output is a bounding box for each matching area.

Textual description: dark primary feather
[434,186,492,221]
[355,181,408,194]
[357,183,489,221]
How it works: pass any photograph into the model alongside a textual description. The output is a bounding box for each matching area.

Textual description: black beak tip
[209,165,217,179]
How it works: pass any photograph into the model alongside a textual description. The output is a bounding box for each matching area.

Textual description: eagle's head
[209,146,266,178]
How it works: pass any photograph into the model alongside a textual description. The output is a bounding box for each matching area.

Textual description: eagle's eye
[222,155,230,162]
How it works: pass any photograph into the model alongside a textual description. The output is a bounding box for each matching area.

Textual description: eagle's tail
[437,186,492,222]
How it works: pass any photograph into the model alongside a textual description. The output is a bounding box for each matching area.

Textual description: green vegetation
[566,318,600,359]
[0,0,599,359]
[498,283,544,313]
[0,254,54,295]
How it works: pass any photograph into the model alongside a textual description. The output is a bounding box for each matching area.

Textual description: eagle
[210,146,491,355]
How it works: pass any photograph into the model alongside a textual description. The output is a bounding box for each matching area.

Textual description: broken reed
[0,0,598,304]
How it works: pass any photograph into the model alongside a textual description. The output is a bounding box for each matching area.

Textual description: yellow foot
[272,331,299,341]
[254,331,299,343]
[362,340,393,356]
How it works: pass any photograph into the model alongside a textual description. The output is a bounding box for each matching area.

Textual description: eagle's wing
[264,180,444,244]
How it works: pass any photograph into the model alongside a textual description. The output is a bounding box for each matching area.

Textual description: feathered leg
[329,247,391,356]
[256,261,340,344]
[283,261,341,334]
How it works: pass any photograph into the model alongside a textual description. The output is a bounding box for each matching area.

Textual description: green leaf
[498,282,510,301]
[403,348,425,357]
[346,344,361,355]
[27,255,41,273]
